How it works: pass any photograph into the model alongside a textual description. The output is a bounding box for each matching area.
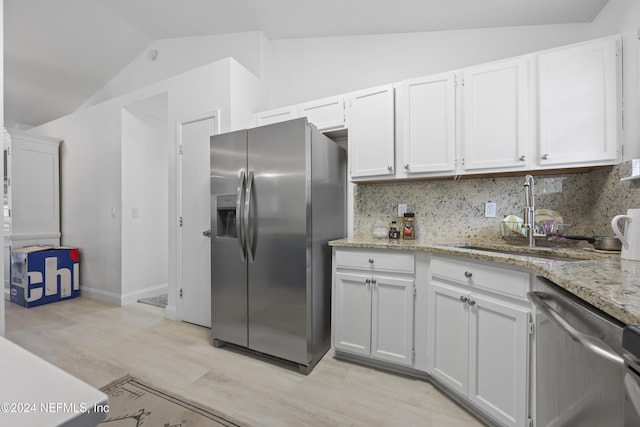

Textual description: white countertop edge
[0,337,107,426]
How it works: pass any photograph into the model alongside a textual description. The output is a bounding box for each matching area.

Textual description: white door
[334,272,372,357]
[461,58,528,172]
[178,113,218,327]
[468,294,529,427]
[400,72,457,176]
[371,275,415,366]
[348,84,395,179]
[538,38,619,167]
[427,282,469,396]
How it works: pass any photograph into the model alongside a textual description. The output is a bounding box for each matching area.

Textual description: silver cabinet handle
[404,164,410,170]
[527,291,623,365]
[387,165,393,173]
[202,229,212,237]
[365,279,371,284]
[371,279,377,285]
[519,155,526,161]
[464,271,473,279]
[368,258,374,264]
[459,296,469,303]
[541,154,550,160]
[467,299,476,306]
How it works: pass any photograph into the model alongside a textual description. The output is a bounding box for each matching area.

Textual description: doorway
[121,94,169,304]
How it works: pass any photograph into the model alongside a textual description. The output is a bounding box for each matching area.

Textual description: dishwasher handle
[527,291,624,366]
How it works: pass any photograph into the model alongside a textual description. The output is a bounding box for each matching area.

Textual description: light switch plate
[485,202,497,218]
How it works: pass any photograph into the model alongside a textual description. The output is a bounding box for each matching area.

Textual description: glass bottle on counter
[388,221,400,240]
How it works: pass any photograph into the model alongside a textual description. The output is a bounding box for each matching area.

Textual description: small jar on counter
[388,221,400,240]
[403,213,415,240]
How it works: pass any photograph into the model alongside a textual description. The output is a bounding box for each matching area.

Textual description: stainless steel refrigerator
[210,118,346,374]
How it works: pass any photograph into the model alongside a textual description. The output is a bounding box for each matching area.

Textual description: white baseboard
[121,283,168,306]
[80,286,121,306]
[164,305,177,320]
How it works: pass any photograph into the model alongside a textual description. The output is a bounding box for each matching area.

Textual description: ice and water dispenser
[216,195,237,238]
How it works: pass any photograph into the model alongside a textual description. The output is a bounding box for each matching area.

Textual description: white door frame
[175,110,220,323]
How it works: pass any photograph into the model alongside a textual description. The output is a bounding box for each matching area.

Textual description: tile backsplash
[353,163,640,243]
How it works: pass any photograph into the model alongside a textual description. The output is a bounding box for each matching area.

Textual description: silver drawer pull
[464,271,473,279]
[541,154,550,160]
[365,279,371,284]
[459,295,469,303]
[371,279,377,285]
[368,258,374,264]
[467,299,476,306]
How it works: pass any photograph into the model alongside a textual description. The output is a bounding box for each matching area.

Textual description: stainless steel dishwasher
[622,326,640,426]
[528,277,624,427]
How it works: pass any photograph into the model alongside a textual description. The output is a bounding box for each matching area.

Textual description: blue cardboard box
[10,246,80,308]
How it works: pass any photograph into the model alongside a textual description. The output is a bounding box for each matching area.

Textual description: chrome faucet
[523,175,536,247]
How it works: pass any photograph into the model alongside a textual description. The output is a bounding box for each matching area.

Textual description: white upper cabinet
[537,37,620,167]
[348,84,396,179]
[251,105,299,128]
[4,129,61,242]
[298,95,346,132]
[398,72,457,177]
[461,57,529,173]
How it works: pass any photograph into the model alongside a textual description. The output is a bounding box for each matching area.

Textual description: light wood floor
[5,297,483,426]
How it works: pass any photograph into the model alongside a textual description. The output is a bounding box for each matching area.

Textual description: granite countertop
[329,238,640,326]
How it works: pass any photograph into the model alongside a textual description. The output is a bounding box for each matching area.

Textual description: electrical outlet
[398,204,407,217]
[484,202,497,218]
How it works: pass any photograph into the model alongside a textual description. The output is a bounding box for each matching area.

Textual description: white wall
[33,59,241,306]
[266,24,592,108]
[590,0,640,159]
[80,32,267,111]
[121,94,169,305]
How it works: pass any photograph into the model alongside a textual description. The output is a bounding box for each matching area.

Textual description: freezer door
[247,118,310,364]
[210,129,248,347]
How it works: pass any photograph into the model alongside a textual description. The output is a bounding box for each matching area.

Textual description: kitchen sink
[449,244,591,262]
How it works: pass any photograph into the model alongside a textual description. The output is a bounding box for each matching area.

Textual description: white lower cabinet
[333,249,416,367]
[428,256,532,427]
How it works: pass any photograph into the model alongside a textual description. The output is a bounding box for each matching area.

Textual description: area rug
[137,294,168,308]
[99,375,246,427]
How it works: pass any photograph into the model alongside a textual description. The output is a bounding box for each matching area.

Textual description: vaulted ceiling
[4,0,610,128]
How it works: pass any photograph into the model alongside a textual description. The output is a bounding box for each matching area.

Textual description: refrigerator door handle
[236,171,247,262]
[245,171,256,263]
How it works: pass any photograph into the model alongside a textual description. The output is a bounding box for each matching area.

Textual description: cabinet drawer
[431,256,529,300]
[335,249,414,274]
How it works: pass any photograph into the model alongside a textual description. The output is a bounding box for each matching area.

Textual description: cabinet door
[468,294,530,427]
[371,275,415,366]
[252,106,299,127]
[299,95,345,132]
[461,58,528,172]
[427,282,469,396]
[348,84,395,179]
[400,73,456,176]
[538,38,619,167]
[8,133,60,237]
[334,272,372,357]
